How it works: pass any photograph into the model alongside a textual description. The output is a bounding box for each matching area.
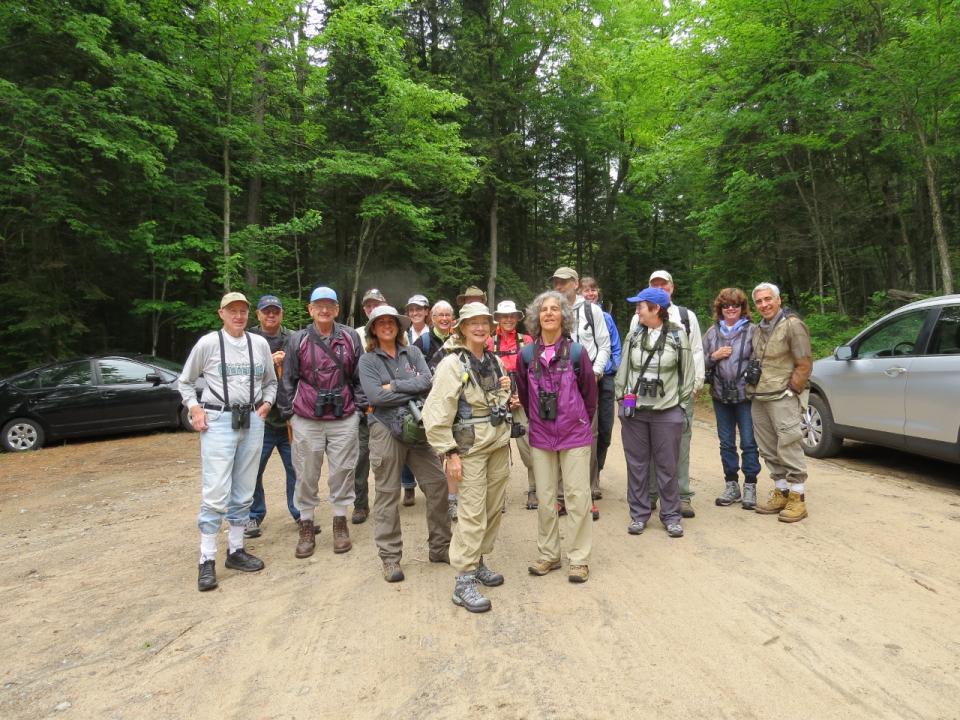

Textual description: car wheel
[802,394,843,458]
[1,418,46,452]
[179,406,195,432]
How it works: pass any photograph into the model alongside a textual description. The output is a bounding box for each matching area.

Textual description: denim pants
[250,422,299,521]
[400,465,417,490]
[197,410,265,535]
[712,399,761,481]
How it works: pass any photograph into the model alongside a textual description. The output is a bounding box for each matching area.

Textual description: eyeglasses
[721,304,741,310]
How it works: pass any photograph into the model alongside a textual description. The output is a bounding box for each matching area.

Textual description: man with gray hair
[747,282,812,522]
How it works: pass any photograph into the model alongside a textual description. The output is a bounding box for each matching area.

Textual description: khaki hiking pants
[751,394,808,484]
[531,445,593,566]
[449,444,510,573]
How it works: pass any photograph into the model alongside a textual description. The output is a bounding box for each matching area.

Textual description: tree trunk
[245,41,267,289]
[222,82,232,293]
[487,192,498,308]
[920,150,953,294]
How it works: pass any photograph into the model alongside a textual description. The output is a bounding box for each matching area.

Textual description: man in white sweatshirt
[179,292,278,592]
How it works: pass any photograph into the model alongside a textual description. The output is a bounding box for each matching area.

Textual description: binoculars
[315,390,345,418]
[537,389,558,421]
[742,359,762,386]
[636,377,665,399]
[231,403,254,430]
[717,379,741,404]
[489,405,508,427]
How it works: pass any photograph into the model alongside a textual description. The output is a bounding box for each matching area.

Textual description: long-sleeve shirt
[357,344,433,429]
[615,322,695,411]
[571,296,611,377]
[178,330,277,409]
[630,303,705,392]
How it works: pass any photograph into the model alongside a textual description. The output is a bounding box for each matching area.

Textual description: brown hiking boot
[778,491,808,523]
[332,516,352,554]
[568,564,589,583]
[382,561,404,583]
[756,488,789,514]
[528,558,562,576]
[295,519,316,558]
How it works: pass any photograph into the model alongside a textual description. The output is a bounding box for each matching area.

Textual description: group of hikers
[178,266,813,612]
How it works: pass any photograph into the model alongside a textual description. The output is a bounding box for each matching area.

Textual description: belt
[202,401,265,411]
[454,416,491,427]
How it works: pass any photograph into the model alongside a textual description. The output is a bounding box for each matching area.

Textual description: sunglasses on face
[721,304,741,310]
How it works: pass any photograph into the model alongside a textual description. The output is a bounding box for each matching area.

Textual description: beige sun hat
[365,305,412,336]
[493,300,524,320]
[220,291,250,308]
[454,302,495,329]
[456,286,487,306]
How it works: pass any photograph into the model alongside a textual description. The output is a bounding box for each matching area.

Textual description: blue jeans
[712,399,761,481]
[250,422,299,522]
[401,465,417,490]
[197,409,264,535]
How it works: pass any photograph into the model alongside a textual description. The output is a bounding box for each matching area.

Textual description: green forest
[1,0,958,374]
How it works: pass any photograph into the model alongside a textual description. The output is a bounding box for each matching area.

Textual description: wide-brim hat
[454,302,495,329]
[493,300,524,320]
[365,305,412,336]
[626,287,671,309]
[362,288,387,304]
[456,286,487,305]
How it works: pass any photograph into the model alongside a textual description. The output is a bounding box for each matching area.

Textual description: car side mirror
[835,345,853,361]
[145,373,162,385]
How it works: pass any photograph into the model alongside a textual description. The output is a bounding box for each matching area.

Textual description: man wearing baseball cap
[352,288,387,523]
[629,270,706,517]
[245,295,300,540]
[278,286,367,557]
[179,292,278,591]
[551,266,611,519]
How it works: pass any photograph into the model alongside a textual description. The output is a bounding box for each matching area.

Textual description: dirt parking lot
[1,416,959,720]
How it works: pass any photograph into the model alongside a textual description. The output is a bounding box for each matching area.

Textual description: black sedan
[0,355,195,452]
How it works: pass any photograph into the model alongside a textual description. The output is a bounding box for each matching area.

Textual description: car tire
[1,417,46,452]
[802,394,843,458]
[179,406,196,432]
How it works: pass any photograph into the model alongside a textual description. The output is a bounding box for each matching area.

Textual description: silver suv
[802,294,960,463]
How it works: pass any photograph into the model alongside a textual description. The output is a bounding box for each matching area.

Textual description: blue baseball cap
[256,294,283,310]
[626,287,671,308]
[310,286,339,304]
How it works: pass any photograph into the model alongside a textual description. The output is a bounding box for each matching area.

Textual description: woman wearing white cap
[423,303,513,613]
[486,300,537,509]
[358,306,451,583]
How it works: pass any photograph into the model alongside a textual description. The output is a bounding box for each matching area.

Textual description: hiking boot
[680,500,696,518]
[476,557,504,587]
[403,488,416,506]
[666,523,684,538]
[451,573,491,613]
[295,519,316,558]
[197,560,217,592]
[756,488,789,514]
[591,501,600,521]
[429,547,450,564]
[568,564,589,583]
[351,506,369,524]
[447,497,458,523]
[332,516,352,554]
[293,518,321,534]
[224,548,265,572]
[382,561,404,583]
[627,520,645,535]
[715,481,742,506]
[244,518,262,538]
[778,491,808,523]
[742,483,758,510]
[526,490,539,510]
[556,498,567,516]
[592,489,603,500]
[528,558,562,576]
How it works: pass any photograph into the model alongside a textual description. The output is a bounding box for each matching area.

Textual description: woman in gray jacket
[702,288,761,508]
[358,306,451,583]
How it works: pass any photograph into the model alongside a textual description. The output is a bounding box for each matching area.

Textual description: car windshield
[144,356,183,373]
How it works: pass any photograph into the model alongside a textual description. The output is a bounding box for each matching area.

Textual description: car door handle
[883,367,907,376]
[102,390,118,398]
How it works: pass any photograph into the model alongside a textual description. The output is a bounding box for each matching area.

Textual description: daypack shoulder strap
[678,306,690,336]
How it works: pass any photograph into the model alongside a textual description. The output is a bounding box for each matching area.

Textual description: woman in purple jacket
[516,291,598,584]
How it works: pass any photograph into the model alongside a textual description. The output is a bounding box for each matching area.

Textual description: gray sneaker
[451,573,491,613]
[243,518,262,538]
[741,483,758,509]
[447,498,458,523]
[666,523,684,538]
[476,556,504,587]
[715,481,742,506]
[627,520,645,535]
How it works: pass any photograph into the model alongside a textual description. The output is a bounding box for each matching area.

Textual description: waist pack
[388,401,427,445]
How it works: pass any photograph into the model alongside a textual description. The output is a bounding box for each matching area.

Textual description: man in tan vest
[747,283,812,522]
